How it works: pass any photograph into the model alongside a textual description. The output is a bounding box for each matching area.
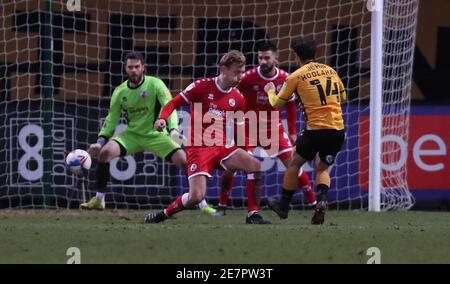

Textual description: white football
[66,149,92,175]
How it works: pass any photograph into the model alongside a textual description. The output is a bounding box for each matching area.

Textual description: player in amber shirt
[265,37,346,225]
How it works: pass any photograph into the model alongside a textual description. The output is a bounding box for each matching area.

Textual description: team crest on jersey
[253,85,260,91]
[276,84,283,92]
[228,98,236,107]
[139,91,148,98]
[325,155,335,164]
[208,93,214,100]
[190,164,198,172]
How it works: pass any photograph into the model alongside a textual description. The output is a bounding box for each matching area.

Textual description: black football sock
[280,188,295,211]
[316,184,330,203]
[96,162,110,193]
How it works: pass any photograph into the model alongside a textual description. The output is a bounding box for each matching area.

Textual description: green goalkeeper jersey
[99,76,178,138]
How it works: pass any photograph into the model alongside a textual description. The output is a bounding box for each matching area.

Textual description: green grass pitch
[0,209,449,264]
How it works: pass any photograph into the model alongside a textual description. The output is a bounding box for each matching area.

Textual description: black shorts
[295,129,345,165]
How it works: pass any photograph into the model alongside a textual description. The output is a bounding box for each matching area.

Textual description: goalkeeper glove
[169,128,187,147]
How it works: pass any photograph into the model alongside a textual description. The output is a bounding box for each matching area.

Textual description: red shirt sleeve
[159,94,188,121]
[160,81,202,121]
[179,81,200,103]
[285,100,297,135]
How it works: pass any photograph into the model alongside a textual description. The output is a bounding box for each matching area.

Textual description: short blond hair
[219,50,246,67]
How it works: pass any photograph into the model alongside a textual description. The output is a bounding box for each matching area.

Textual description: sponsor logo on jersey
[121,96,128,107]
[256,91,269,104]
[207,105,227,118]
[128,106,149,114]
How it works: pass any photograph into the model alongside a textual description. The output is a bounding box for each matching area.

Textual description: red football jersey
[237,66,297,137]
[179,77,246,147]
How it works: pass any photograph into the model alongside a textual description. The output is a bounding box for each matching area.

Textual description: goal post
[369,0,383,212]
[42,0,54,209]
[369,0,418,211]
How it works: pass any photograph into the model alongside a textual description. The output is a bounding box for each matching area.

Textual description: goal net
[0,0,418,210]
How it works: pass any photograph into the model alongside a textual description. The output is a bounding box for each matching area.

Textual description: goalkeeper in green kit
[82,52,217,215]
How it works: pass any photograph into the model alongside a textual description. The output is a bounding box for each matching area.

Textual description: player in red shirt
[144,50,264,223]
[218,43,316,219]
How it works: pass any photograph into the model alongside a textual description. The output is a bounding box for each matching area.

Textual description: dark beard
[129,74,143,85]
[260,65,275,75]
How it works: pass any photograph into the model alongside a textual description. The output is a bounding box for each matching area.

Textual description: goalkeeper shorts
[112,130,182,160]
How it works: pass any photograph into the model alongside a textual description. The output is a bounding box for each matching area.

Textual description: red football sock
[246,179,258,213]
[165,195,185,216]
[219,174,234,206]
[298,170,316,205]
